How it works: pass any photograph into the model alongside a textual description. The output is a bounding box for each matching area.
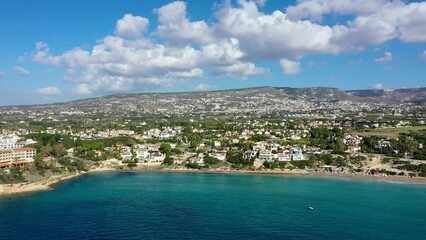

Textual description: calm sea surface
[1,172,426,240]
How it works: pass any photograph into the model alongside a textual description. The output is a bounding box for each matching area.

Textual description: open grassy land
[352,126,426,137]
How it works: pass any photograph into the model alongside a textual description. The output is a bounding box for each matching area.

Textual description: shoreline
[155,168,426,184]
[1,167,425,196]
[0,167,116,196]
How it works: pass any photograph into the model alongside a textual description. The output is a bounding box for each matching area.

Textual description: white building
[0,147,37,168]
[258,150,273,161]
[149,152,165,163]
[277,150,291,161]
[290,147,304,161]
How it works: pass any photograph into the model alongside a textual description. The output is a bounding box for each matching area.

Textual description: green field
[371,126,426,133]
[352,126,426,137]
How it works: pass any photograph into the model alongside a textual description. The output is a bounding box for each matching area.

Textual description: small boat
[308,207,314,211]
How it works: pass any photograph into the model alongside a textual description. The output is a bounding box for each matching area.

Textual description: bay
[1,172,425,240]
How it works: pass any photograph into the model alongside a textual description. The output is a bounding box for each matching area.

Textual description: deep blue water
[1,172,426,240]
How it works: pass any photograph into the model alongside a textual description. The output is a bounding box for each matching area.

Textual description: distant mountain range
[2,87,425,116]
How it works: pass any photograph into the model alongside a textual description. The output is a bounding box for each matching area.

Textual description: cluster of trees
[32,155,87,175]
[185,162,202,169]
[397,163,426,177]
[182,156,221,169]
[203,156,220,165]
[309,154,346,167]
[39,144,67,158]
[26,133,81,151]
[226,151,253,168]
[23,133,89,175]
[262,161,286,169]
[308,128,345,154]
[361,135,420,158]
[57,157,88,172]
[81,137,138,150]
[73,147,122,161]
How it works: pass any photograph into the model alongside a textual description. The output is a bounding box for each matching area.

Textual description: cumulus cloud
[286,0,389,21]
[255,0,266,7]
[33,36,200,94]
[32,42,61,65]
[72,83,92,95]
[279,59,301,75]
[372,83,384,90]
[215,1,336,59]
[37,86,62,95]
[329,1,426,51]
[374,52,392,64]
[31,12,266,95]
[14,66,30,76]
[195,83,218,91]
[211,62,268,79]
[115,14,149,38]
[29,0,426,95]
[156,1,214,45]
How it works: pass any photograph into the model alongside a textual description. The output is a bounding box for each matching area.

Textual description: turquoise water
[1,173,426,240]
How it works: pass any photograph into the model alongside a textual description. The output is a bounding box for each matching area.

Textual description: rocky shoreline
[0,167,116,196]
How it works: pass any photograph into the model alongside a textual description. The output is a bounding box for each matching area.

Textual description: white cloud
[14,66,30,76]
[372,83,383,90]
[329,1,426,51]
[195,83,218,91]
[286,0,389,21]
[169,68,203,78]
[32,41,61,65]
[156,1,214,45]
[215,1,335,59]
[31,12,266,94]
[72,83,92,95]
[398,2,426,42]
[33,37,200,94]
[374,51,392,64]
[201,38,245,66]
[29,0,426,95]
[211,62,268,79]
[115,14,149,38]
[37,86,62,95]
[255,0,266,7]
[279,59,301,75]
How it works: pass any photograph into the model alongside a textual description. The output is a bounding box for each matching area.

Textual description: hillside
[1,87,425,117]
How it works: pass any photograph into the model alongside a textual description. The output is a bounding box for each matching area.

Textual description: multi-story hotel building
[0,147,36,168]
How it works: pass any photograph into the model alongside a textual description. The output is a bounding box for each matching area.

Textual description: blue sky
[0,0,425,105]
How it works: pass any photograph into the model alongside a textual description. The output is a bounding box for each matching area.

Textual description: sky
[0,0,425,105]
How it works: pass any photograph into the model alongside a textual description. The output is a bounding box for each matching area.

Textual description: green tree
[162,155,174,165]
[204,156,220,165]
[52,144,67,158]
[159,143,172,154]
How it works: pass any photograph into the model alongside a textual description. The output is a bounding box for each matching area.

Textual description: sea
[1,172,425,240]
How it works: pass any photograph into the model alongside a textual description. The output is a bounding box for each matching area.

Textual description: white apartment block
[0,147,37,163]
